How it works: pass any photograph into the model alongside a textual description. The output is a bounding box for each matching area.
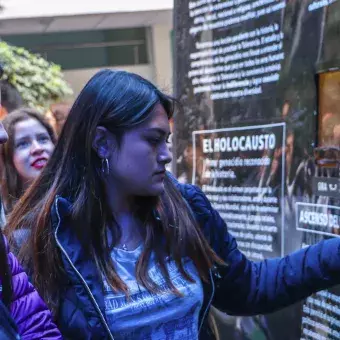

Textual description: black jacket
[0,300,20,340]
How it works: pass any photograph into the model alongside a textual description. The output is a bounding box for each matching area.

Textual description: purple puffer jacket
[3,240,62,340]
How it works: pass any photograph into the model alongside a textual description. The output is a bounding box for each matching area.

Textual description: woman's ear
[92,126,113,159]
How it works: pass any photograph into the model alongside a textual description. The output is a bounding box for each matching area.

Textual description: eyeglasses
[314,146,340,168]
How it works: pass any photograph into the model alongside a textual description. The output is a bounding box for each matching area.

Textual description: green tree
[0,41,72,110]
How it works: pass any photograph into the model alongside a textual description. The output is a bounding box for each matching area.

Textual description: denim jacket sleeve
[181,183,340,316]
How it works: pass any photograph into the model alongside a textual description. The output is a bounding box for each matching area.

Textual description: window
[314,70,340,168]
[318,71,340,147]
[3,27,149,70]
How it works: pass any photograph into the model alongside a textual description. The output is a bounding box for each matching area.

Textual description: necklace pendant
[122,244,128,251]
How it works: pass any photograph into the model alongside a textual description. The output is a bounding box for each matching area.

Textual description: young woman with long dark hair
[6,69,340,340]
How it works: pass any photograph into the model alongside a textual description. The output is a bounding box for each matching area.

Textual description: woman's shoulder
[167,172,214,216]
[6,241,55,331]
[6,237,32,289]
[3,238,62,338]
[3,233,34,297]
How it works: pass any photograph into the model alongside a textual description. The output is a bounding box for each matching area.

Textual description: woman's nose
[159,146,173,164]
[30,140,43,154]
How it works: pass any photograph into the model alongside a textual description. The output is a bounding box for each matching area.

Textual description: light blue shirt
[103,245,203,340]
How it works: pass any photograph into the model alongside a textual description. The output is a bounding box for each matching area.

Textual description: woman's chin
[146,183,165,196]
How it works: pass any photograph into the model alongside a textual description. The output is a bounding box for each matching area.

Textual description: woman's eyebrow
[14,136,28,141]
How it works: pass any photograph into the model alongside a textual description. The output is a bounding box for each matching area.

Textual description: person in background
[0,65,61,340]
[45,102,71,137]
[0,232,62,339]
[6,69,340,340]
[0,108,56,213]
[0,81,23,119]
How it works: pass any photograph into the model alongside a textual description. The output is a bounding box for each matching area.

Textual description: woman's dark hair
[0,66,13,308]
[5,69,222,315]
[0,107,56,212]
[0,229,12,307]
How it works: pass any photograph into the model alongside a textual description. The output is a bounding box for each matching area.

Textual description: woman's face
[13,118,54,185]
[108,103,172,196]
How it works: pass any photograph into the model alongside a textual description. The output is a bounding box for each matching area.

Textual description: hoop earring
[101,158,110,175]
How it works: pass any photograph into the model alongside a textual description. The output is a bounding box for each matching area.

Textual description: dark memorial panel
[174,0,340,339]
[193,123,285,260]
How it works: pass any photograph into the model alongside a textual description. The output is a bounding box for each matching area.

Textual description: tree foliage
[0,41,73,110]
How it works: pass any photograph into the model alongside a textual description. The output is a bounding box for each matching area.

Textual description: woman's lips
[154,171,166,179]
[31,158,47,170]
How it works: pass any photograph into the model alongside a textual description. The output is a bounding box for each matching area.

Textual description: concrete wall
[63,65,154,97]
[150,24,173,94]
[59,24,173,98]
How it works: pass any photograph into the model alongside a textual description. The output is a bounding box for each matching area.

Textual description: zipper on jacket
[198,269,215,334]
[54,197,114,340]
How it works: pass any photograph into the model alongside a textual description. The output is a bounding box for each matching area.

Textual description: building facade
[0,0,174,96]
